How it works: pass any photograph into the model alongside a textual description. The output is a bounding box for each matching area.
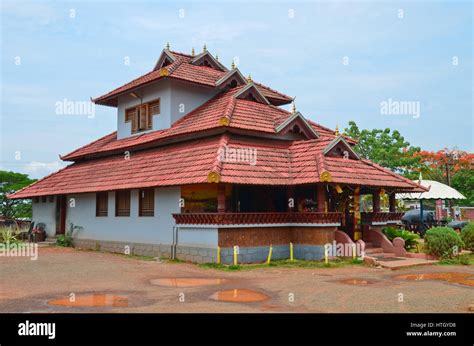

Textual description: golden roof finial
[247,74,252,82]
[191,47,195,56]
[335,125,340,136]
[231,60,235,69]
[291,100,296,114]
[166,42,170,50]
[203,44,207,52]
[215,54,219,61]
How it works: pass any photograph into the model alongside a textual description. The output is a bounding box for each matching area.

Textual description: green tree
[343,121,422,173]
[451,169,474,206]
[0,171,36,219]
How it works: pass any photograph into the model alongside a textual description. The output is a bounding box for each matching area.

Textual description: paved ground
[0,247,472,313]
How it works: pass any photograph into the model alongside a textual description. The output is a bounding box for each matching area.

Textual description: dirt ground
[0,246,472,313]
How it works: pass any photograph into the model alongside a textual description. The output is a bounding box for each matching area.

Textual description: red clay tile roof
[62,87,297,161]
[10,133,425,199]
[93,50,292,107]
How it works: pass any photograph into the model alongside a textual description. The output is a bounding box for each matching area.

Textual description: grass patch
[198,257,364,271]
[437,253,474,266]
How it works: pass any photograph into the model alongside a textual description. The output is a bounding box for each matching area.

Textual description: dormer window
[125,99,160,134]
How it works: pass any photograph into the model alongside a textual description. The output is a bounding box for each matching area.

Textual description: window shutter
[138,104,148,131]
[115,190,130,216]
[131,108,139,132]
[139,189,154,216]
[96,192,108,217]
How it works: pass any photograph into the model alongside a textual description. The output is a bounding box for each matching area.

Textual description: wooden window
[49,196,54,203]
[41,196,47,203]
[139,189,155,216]
[115,190,130,216]
[148,99,160,129]
[33,197,39,203]
[126,100,159,133]
[96,192,108,217]
[137,104,149,131]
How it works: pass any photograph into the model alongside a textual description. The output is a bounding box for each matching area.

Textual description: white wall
[66,186,181,244]
[32,198,56,237]
[116,79,218,139]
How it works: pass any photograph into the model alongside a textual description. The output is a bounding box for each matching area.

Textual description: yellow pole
[290,242,294,261]
[217,246,221,264]
[324,246,329,265]
[352,243,356,260]
[267,244,273,264]
[233,246,238,266]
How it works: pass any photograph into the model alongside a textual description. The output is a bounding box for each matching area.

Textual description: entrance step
[364,255,438,269]
[365,247,383,254]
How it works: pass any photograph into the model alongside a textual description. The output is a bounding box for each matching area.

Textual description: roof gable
[190,51,228,72]
[323,136,360,160]
[153,49,179,70]
[216,69,247,90]
[275,111,319,139]
[234,83,270,105]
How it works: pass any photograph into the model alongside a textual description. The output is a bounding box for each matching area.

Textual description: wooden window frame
[125,98,160,134]
[96,192,108,217]
[115,190,131,217]
[139,189,155,217]
[41,196,47,203]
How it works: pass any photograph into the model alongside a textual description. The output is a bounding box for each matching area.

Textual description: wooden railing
[173,212,343,225]
[361,212,404,224]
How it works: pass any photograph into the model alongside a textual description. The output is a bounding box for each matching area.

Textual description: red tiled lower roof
[10,133,424,199]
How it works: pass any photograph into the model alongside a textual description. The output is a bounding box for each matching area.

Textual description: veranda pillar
[217,183,226,213]
[389,192,396,212]
[373,189,381,213]
[353,187,361,240]
[317,185,327,212]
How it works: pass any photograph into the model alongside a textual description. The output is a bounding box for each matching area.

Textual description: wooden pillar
[389,192,396,212]
[217,183,226,213]
[373,190,381,213]
[317,185,326,212]
[353,187,361,240]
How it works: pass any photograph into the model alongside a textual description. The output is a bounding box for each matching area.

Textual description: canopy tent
[397,179,466,200]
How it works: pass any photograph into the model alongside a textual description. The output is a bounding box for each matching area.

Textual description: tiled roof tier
[93,50,293,107]
[62,87,314,161]
[10,133,425,199]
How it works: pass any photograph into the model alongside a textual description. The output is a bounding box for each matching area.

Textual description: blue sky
[1,0,472,179]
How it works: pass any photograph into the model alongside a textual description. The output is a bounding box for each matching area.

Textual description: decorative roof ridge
[220,96,237,126]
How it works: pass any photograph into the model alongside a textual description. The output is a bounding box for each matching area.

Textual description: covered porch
[173,183,403,239]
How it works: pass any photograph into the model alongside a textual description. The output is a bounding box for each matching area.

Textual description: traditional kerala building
[10,46,426,263]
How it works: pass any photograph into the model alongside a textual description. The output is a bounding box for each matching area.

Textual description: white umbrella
[398,179,466,200]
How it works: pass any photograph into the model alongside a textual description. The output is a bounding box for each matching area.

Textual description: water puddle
[48,294,128,307]
[395,272,474,287]
[210,289,269,303]
[150,278,226,288]
[338,278,377,285]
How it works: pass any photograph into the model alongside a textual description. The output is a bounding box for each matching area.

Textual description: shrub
[424,227,464,258]
[56,222,83,247]
[460,223,474,251]
[0,227,18,243]
[382,227,420,250]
